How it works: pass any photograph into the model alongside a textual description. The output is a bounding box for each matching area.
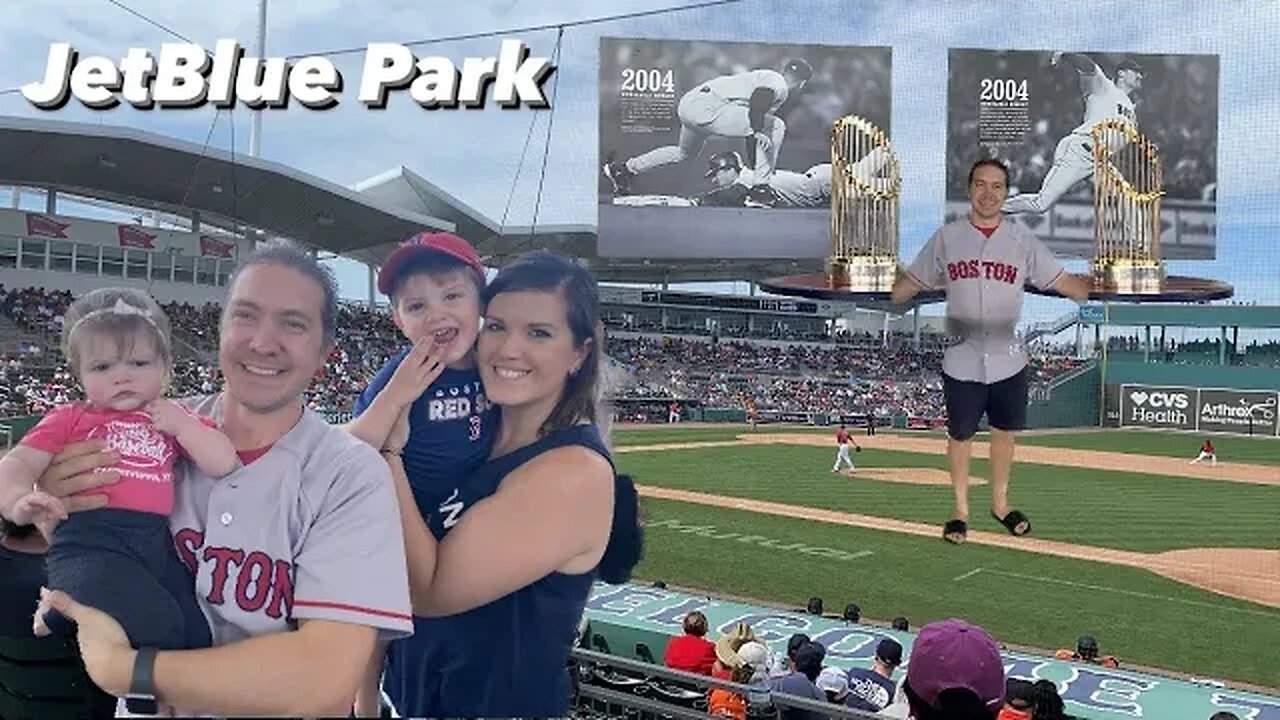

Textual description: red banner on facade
[199,235,236,259]
[117,225,157,249]
[25,213,70,238]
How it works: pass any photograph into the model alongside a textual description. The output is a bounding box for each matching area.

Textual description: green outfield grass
[636,498,1280,688]
[618,445,1280,553]
[1018,429,1280,466]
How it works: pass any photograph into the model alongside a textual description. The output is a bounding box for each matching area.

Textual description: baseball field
[613,424,1280,690]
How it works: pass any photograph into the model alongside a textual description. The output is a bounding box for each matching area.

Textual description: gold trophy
[825,115,901,292]
[1089,118,1166,294]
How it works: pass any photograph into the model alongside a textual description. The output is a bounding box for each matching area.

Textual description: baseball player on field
[1003,53,1144,215]
[832,423,860,473]
[893,159,1091,544]
[604,59,813,195]
[694,145,891,208]
[1190,438,1217,465]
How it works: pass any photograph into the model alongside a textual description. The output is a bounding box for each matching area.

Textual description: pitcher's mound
[840,468,986,486]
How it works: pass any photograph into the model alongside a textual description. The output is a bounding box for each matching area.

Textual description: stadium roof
[0,115,452,257]
[0,116,822,286]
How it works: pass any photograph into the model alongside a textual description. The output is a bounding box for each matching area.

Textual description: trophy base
[1092,260,1166,295]
[825,257,898,293]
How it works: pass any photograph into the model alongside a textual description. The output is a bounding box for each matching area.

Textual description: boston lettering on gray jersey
[906,218,1064,383]
[171,395,413,645]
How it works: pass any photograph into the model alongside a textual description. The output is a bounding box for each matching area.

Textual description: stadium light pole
[249,0,267,158]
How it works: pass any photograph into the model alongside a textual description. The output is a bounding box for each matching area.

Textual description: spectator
[708,640,773,720]
[846,638,903,713]
[998,679,1034,720]
[1055,635,1119,668]
[771,632,812,678]
[903,619,1006,720]
[665,611,718,676]
[816,666,851,704]
[1028,679,1069,720]
[770,641,827,720]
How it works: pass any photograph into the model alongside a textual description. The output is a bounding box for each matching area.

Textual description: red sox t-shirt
[21,403,212,515]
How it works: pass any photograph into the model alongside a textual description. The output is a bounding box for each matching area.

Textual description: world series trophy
[1031,118,1231,301]
[826,115,900,292]
[759,115,941,301]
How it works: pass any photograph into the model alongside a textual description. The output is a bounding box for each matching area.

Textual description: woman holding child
[350,234,640,717]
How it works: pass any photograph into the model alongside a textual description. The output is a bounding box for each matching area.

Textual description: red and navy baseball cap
[377,231,486,296]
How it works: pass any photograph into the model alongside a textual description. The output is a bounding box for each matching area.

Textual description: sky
[1,0,1278,334]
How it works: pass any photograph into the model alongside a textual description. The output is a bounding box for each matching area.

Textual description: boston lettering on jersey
[946,259,1020,285]
[174,527,293,620]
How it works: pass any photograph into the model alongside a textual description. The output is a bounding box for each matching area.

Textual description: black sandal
[993,509,1032,537]
[943,519,968,544]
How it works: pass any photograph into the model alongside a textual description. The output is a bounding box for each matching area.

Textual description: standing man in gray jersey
[892,159,1090,544]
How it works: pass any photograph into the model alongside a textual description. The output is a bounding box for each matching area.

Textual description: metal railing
[570,647,885,720]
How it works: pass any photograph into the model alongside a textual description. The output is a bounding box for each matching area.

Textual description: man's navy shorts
[942,367,1029,441]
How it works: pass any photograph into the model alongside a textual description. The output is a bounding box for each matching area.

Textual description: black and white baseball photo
[946,48,1219,260]
[598,37,891,259]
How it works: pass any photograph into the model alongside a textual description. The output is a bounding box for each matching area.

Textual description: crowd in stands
[16,284,1276,425]
[643,609,1090,719]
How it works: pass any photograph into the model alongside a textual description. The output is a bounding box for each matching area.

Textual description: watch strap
[127,646,158,700]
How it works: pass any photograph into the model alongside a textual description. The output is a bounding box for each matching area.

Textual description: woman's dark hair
[598,472,642,584]
[482,251,601,436]
[683,611,709,637]
[903,679,998,720]
[1030,679,1067,720]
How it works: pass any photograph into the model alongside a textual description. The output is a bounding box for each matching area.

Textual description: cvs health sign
[1120,384,1197,431]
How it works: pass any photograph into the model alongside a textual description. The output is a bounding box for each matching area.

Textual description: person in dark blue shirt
[376,251,641,717]
[846,638,903,712]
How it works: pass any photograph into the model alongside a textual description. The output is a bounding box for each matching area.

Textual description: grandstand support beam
[1144,325,1151,363]
[45,188,56,214]
[367,264,376,309]
[191,211,200,232]
[8,186,18,209]
[912,306,920,348]
[250,0,268,158]
[1220,326,1227,365]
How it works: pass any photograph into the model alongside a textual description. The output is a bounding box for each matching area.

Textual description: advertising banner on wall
[1118,384,1280,436]
[946,48,1219,260]
[1118,384,1197,431]
[1197,388,1279,436]
[598,37,891,259]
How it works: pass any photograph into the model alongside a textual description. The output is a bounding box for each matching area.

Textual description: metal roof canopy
[0,116,452,256]
[0,117,831,286]
[1078,303,1280,328]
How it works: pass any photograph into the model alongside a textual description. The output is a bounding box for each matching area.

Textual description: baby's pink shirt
[21,403,213,515]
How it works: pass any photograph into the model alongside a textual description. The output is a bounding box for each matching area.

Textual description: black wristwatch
[126,646,158,701]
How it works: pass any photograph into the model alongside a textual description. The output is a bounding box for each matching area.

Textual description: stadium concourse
[0,283,1089,423]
